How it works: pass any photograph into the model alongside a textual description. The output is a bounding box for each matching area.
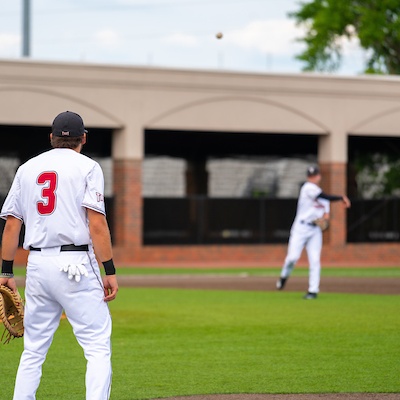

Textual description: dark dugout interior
[144,129,319,245]
[0,125,112,161]
[348,135,400,198]
[347,135,400,243]
[145,129,318,159]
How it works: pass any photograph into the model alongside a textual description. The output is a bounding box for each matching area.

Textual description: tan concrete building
[1,59,400,266]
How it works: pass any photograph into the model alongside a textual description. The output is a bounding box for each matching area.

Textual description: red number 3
[37,172,58,215]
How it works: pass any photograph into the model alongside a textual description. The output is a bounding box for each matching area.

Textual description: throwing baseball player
[277,165,351,299]
[0,111,118,400]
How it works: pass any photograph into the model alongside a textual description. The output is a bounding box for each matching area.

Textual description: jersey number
[37,172,58,215]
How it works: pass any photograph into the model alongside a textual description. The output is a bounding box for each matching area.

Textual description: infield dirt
[118,275,399,295]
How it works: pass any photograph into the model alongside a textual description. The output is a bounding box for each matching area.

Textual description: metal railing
[347,198,400,242]
[143,197,296,245]
[1,196,399,246]
[144,197,400,245]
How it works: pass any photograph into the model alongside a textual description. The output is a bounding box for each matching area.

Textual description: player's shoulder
[18,149,53,171]
[299,181,312,192]
[63,151,102,176]
[303,181,319,190]
[50,148,98,166]
[20,149,100,174]
[300,181,321,196]
[72,150,97,164]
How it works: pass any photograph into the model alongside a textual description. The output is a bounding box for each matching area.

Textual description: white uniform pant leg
[61,253,112,400]
[305,228,323,293]
[13,264,63,400]
[280,229,308,278]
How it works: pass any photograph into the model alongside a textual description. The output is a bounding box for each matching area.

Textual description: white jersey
[318,198,330,215]
[0,148,106,250]
[292,181,327,226]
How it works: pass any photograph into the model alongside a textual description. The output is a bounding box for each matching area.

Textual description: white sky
[0,0,367,75]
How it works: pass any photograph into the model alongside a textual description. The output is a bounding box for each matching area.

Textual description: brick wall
[113,159,142,249]
[320,162,347,247]
[110,160,400,266]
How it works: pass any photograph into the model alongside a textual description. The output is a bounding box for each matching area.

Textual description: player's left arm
[87,209,118,302]
[0,216,23,292]
[317,192,351,208]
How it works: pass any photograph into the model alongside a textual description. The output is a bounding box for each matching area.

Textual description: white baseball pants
[13,248,112,400]
[280,225,322,293]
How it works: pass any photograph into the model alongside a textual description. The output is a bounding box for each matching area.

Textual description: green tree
[290,0,400,74]
[354,153,400,198]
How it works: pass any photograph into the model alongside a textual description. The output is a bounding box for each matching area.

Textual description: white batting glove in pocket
[60,264,89,282]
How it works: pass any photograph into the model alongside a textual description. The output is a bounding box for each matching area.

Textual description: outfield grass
[1,288,399,399]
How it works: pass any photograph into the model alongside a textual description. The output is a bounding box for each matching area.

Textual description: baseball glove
[313,218,330,231]
[0,285,24,344]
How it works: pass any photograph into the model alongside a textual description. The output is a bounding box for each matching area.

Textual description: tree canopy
[354,153,400,198]
[290,0,400,74]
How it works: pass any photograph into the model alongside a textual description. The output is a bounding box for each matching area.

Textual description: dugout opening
[347,135,400,243]
[143,129,319,245]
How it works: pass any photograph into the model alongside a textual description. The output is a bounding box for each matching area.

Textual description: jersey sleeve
[0,168,24,221]
[82,163,106,215]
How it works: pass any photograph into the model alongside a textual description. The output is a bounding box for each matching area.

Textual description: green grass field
[1,284,399,399]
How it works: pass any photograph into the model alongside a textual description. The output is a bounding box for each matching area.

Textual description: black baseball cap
[307,165,320,177]
[52,111,88,137]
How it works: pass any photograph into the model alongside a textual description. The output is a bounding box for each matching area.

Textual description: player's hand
[0,277,18,293]
[102,275,118,302]
[342,195,351,208]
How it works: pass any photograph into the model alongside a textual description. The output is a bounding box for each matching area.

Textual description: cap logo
[61,131,70,136]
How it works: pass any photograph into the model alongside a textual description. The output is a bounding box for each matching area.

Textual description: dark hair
[51,135,83,149]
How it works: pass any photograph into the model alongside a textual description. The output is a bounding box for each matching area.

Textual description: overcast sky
[0,0,366,74]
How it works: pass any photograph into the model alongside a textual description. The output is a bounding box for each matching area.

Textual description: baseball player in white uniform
[277,165,351,299]
[0,111,118,400]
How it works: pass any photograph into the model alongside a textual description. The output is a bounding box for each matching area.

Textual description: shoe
[276,277,287,290]
[303,292,317,299]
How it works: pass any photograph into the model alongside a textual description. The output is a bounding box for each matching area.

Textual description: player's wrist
[1,260,14,277]
[102,259,116,275]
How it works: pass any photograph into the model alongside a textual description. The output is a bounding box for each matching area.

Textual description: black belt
[29,244,89,252]
[300,220,316,227]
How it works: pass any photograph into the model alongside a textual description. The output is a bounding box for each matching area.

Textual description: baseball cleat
[303,292,318,299]
[276,277,287,290]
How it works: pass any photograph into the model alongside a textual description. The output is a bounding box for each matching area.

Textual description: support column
[111,125,143,263]
[318,133,348,248]
[319,162,347,247]
[113,159,142,250]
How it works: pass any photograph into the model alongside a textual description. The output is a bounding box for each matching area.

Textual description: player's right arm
[0,216,23,292]
[87,209,118,302]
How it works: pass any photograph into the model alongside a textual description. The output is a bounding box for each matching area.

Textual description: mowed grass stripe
[1,288,399,399]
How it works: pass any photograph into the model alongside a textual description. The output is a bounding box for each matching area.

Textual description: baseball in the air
[216,32,223,39]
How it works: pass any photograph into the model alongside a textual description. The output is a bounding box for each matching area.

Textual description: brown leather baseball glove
[0,285,24,344]
[313,218,330,231]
